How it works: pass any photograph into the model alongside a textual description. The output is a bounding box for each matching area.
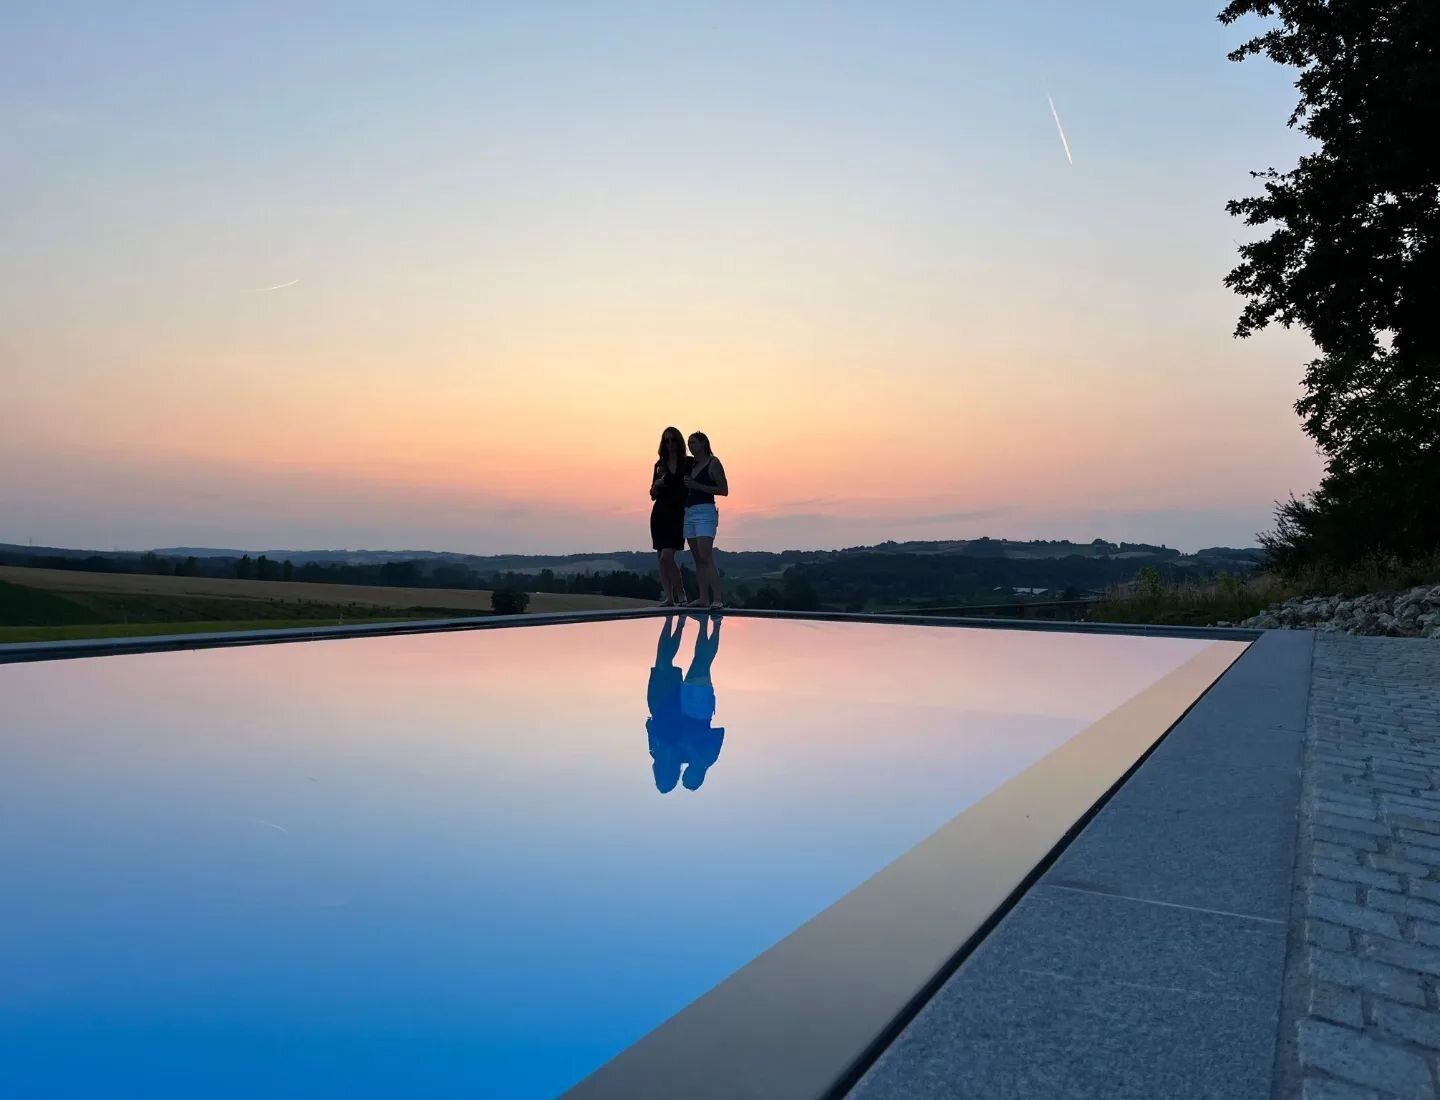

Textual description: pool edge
[0,607,1260,664]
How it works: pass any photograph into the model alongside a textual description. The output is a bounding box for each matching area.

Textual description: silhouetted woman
[647,612,724,793]
[649,426,691,606]
[683,431,728,609]
[646,614,687,792]
[678,613,724,790]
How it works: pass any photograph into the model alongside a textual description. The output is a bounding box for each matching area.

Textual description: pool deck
[851,630,1440,1100]
[6,611,1436,1098]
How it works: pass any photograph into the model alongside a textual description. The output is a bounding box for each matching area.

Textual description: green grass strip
[0,618,441,644]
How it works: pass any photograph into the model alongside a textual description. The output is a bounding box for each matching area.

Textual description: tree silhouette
[781,570,820,611]
[491,587,531,615]
[380,561,420,587]
[1220,0,1440,568]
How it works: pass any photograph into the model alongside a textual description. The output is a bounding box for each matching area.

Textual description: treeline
[0,548,667,601]
[737,552,1242,613]
[0,546,1258,615]
[487,567,700,600]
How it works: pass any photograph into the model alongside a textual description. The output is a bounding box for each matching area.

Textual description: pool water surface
[1,615,1235,1098]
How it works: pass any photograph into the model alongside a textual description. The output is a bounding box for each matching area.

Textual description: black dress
[650,456,690,550]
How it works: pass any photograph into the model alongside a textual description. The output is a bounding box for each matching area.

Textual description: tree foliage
[1220,0,1440,567]
[490,587,530,615]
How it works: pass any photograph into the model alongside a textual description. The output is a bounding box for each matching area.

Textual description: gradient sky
[1,1,1321,554]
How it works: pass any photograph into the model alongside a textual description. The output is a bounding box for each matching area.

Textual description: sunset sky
[1,2,1321,554]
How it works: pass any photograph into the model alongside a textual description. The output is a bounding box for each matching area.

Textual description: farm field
[0,566,650,614]
[0,566,650,643]
[0,619,428,645]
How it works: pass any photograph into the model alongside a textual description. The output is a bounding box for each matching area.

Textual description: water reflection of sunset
[0,618,1244,1097]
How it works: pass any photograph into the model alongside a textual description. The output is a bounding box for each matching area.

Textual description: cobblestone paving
[1293,634,1440,1100]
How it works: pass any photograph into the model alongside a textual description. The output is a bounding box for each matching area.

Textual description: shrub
[1286,550,1440,599]
[490,588,531,615]
[1091,573,1286,627]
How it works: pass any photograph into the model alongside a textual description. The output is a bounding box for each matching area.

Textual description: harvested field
[0,618,424,645]
[0,566,649,613]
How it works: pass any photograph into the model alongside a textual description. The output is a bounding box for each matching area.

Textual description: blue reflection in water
[648,614,725,794]
[0,616,1211,1099]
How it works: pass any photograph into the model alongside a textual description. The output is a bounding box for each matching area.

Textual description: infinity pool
[0,616,1243,1098]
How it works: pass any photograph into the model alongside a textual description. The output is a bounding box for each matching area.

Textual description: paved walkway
[1290,634,1440,1100]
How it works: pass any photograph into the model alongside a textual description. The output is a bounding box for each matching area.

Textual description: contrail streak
[1047,94,1074,166]
[242,278,299,293]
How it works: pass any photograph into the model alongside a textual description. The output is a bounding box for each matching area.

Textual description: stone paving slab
[1045,754,1301,922]
[1282,634,1440,1100]
[849,889,1285,1100]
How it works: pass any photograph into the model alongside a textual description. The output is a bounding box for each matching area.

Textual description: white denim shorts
[681,680,716,721]
[683,504,719,540]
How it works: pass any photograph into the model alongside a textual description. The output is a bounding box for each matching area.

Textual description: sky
[0,1,1323,554]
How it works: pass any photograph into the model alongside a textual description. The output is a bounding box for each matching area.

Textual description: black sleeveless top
[652,456,690,511]
[686,459,718,507]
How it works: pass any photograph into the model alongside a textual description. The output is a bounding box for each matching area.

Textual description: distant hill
[0,536,1268,616]
[1194,546,1268,565]
[0,542,141,560]
[11,537,1268,577]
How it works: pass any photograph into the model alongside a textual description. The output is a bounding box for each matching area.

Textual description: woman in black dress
[650,426,690,606]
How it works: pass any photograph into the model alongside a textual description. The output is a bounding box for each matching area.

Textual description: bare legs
[685,612,720,682]
[687,536,723,607]
[656,548,686,604]
[655,612,685,666]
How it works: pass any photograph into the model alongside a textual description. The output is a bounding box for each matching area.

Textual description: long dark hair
[687,431,712,458]
[657,426,685,462]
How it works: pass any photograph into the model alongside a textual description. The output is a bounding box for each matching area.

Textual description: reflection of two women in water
[646,613,725,793]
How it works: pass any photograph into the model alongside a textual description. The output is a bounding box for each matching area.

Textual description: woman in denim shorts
[683,431,728,609]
